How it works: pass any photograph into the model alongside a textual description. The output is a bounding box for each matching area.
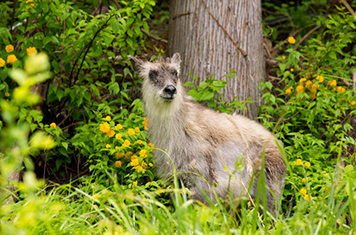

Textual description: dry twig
[141,28,168,44]
[294,25,321,49]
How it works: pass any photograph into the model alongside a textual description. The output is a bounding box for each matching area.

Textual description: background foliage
[0,0,356,234]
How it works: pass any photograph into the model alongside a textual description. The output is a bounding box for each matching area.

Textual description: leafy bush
[0,0,156,178]
[259,6,356,213]
[184,71,251,113]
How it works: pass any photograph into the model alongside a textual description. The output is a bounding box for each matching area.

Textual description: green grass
[1,158,354,235]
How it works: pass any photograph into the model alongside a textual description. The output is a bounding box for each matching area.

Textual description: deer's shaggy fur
[130,53,286,214]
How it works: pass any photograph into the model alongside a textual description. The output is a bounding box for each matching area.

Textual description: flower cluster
[296,158,314,202]
[1,44,38,67]
[26,0,35,8]
[98,116,154,187]
[284,74,355,104]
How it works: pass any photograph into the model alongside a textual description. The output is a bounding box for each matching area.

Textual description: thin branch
[111,0,122,9]
[141,28,168,44]
[340,0,356,20]
[172,12,192,19]
[264,43,272,59]
[268,75,281,82]
[294,25,321,49]
[10,0,17,35]
[74,15,115,81]
[201,0,247,57]
[272,28,304,52]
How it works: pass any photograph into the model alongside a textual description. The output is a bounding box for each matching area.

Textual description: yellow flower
[290,68,294,72]
[137,140,142,145]
[50,122,56,128]
[0,58,5,67]
[133,181,137,186]
[303,194,312,201]
[115,161,122,168]
[316,75,324,83]
[106,129,115,137]
[139,149,147,157]
[296,159,303,165]
[125,151,133,159]
[311,83,319,90]
[115,124,122,130]
[131,158,139,166]
[305,80,312,88]
[105,116,111,121]
[149,163,153,167]
[299,78,307,83]
[5,45,14,53]
[285,87,292,95]
[122,139,130,147]
[282,56,286,59]
[135,127,140,132]
[26,47,37,56]
[304,162,310,167]
[131,155,138,160]
[7,54,17,64]
[128,128,135,136]
[115,152,124,158]
[26,0,34,7]
[142,170,145,174]
[300,188,307,195]
[100,122,110,133]
[288,37,296,44]
[115,133,122,140]
[351,101,356,105]
[5,92,10,97]
[302,178,306,183]
[328,80,337,86]
[106,144,111,148]
[148,143,154,148]
[135,166,143,172]
[115,146,119,150]
[296,85,304,93]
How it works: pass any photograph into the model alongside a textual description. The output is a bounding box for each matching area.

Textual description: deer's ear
[171,53,181,65]
[129,55,144,71]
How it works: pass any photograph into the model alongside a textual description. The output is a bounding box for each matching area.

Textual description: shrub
[259,7,356,213]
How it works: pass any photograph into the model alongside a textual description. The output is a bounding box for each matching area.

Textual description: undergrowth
[0,0,356,234]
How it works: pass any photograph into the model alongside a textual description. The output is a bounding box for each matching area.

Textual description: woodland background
[0,0,356,234]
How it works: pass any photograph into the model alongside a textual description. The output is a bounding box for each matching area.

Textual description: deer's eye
[149,70,157,80]
[172,70,178,77]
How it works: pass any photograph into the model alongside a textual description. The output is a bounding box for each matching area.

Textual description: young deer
[130,53,286,214]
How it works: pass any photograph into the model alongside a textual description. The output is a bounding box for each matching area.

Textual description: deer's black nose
[164,85,177,96]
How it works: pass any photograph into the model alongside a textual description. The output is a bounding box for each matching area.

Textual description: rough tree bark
[168,0,265,118]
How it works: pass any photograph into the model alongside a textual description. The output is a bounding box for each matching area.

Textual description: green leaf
[110,19,121,33]
[30,131,56,149]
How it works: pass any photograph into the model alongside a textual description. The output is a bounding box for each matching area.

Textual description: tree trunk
[168,0,265,118]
